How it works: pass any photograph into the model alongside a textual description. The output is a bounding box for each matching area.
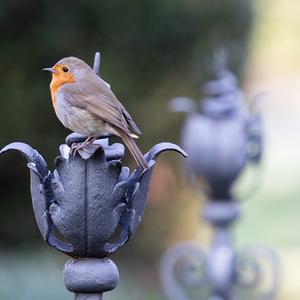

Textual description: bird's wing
[62,81,141,136]
[95,78,142,135]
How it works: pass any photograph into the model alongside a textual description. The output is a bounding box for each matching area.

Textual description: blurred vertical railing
[160,53,279,300]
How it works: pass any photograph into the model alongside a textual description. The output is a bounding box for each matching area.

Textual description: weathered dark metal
[0,137,186,258]
[64,258,119,300]
[0,52,187,299]
[161,54,278,300]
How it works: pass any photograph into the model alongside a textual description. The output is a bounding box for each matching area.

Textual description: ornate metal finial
[161,53,278,300]
[171,51,261,198]
[0,52,187,300]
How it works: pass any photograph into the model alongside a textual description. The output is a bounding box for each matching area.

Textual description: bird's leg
[87,136,97,145]
[81,136,97,147]
[70,136,97,156]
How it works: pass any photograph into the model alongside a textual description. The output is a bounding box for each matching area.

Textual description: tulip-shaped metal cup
[0,134,186,299]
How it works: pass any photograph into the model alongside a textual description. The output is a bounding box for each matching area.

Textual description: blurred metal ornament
[0,52,187,300]
[180,58,258,198]
[161,53,278,300]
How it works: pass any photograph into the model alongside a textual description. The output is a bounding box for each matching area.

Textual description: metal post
[0,52,187,299]
[204,201,239,300]
[93,52,101,76]
[161,53,279,300]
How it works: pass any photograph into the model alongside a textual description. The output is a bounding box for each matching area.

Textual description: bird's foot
[69,137,97,156]
[69,143,83,156]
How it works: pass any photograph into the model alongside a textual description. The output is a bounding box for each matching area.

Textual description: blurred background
[0,0,299,299]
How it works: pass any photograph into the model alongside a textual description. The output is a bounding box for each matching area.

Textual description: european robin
[43,56,148,170]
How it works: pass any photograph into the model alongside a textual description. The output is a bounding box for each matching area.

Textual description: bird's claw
[70,143,84,156]
[69,137,98,157]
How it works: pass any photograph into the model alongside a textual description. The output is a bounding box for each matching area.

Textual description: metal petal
[0,142,48,178]
[114,142,187,247]
[0,142,73,253]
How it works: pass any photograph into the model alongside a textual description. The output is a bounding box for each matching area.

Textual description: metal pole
[160,53,279,300]
[93,52,101,75]
[203,201,239,300]
[75,295,102,300]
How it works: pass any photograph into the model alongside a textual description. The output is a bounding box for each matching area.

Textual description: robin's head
[43,57,93,87]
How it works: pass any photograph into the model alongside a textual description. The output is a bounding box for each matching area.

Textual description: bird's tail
[118,131,148,170]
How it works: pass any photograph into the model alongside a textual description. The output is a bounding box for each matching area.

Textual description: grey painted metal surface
[0,52,187,299]
[161,55,278,300]
[64,258,119,299]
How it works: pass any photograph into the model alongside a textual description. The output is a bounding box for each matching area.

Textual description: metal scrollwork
[234,246,279,300]
[160,242,210,300]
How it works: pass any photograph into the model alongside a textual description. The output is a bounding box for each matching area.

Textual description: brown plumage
[44,56,148,170]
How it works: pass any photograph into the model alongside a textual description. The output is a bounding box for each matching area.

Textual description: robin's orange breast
[50,69,75,110]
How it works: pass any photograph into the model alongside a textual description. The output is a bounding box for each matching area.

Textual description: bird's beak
[42,67,57,74]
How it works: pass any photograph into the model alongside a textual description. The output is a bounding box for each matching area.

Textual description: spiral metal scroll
[160,242,211,300]
[160,243,279,300]
[234,246,280,300]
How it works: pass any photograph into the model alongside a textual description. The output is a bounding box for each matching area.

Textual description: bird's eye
[62,66,69,72]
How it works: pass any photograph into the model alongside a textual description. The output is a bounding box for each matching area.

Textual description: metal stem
[75,294,103,300]
[93,52,101,75]
[204,201,239,300]
[92,51,109,146]
[213,227,234,300]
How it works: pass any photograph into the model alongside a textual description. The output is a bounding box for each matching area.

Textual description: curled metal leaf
[0,136,187,258]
